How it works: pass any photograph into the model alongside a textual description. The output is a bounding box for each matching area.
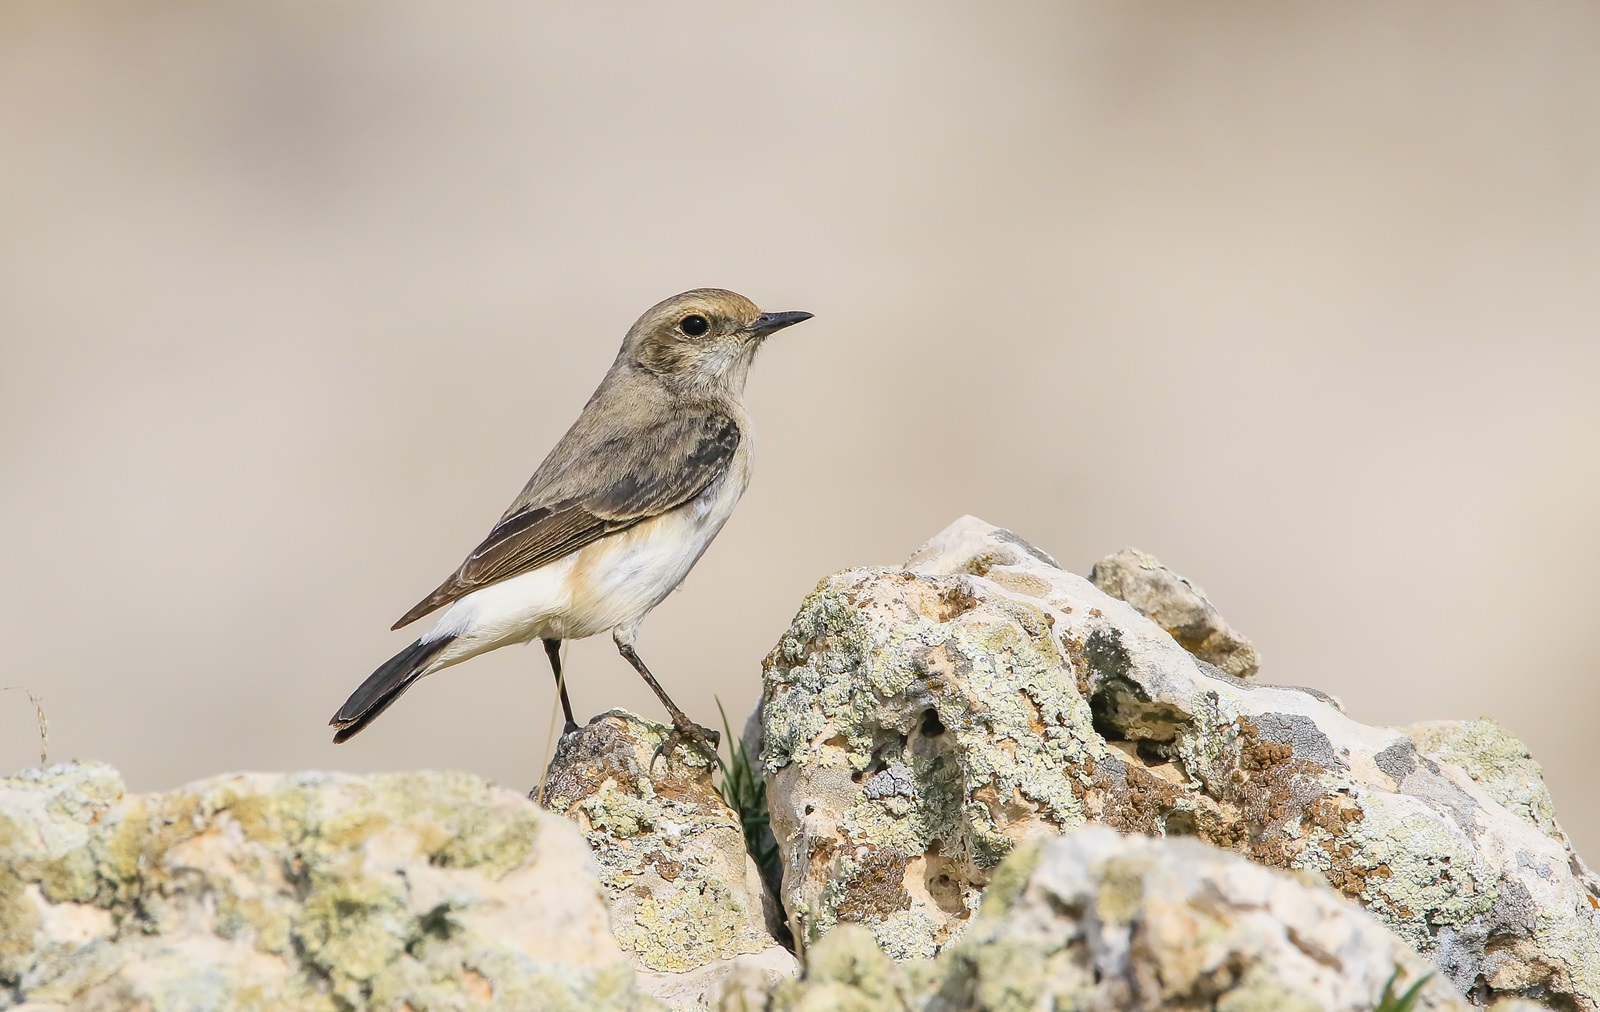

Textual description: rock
[641,946,797,1012]
[757,515,1600,1008]
[1089,546,1260,678]
[763,923,935,1012]
[769,827,1470,1011]
[1403,718,1568,845]
[935,828,1467,1011]
[540,710,796,1009]
[0,760,656,1011]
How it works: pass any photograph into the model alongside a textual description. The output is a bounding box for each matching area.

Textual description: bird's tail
[330,636,453,743]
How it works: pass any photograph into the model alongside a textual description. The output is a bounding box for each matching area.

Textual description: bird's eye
[680,314,709,337]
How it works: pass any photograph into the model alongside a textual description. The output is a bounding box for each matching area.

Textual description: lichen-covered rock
[540,710,796,1009]
[1402,718,1568,846]
[1089,546,1260,678]
[757,516,1600,1008]
[0,760,656,1011]
[936,828,1468,1011]
[761,924,935,1012]
[770,827,1468,1011]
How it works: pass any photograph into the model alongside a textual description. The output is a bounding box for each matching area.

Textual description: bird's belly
[422,469,744,652]
[423,556,579,652]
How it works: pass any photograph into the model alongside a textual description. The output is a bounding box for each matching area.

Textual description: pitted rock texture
[0,761,655,1011]
[757,515,1600,1008]
[767,827,1469,1011]
[540,710,795,1008]
[1089,546,1260,678]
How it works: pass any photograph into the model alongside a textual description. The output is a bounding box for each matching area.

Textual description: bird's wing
[391,411,740,630]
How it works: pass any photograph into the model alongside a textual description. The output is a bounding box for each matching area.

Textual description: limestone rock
[540,710,796,1009]
[769,827,1469,1011]
[0,760,656,1011]
[757,515,1600,1008]
[1089,546,1260,678]
[651,947,797,1012]
[1403,718,1568,846]
[935,828,1467,1011]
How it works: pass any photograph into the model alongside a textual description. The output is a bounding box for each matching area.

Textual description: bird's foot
[651,720,721,771]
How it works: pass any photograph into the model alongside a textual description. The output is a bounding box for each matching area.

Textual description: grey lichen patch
[1,761,656,1011]
[541,710,782,976]
[863,766,915,801]
[1251,712,1347,770]
[1375,738,1419,785]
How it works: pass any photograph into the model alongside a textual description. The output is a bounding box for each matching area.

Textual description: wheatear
[330,289,811,755]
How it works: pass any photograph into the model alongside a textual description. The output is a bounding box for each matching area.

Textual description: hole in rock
[1089,677,1194,748]
[923,844,968,916]
[1163,811,1197,837]
[919,709,947,738]
[1136,740,1172,765]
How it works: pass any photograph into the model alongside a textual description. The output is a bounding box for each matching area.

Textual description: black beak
[747,310,813,337]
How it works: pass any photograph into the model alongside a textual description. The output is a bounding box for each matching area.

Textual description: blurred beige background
[2,3,1597,851]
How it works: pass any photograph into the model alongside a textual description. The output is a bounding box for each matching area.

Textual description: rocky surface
[0,761,656,1011]
[765,826,1469,1011]
[1089,546,1260,678]
[756,515,1600,1008]
[1402,718,1572,848]
[540,710,795,1009]
[7,516,1598,1011]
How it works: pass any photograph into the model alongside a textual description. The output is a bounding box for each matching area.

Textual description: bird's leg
[543,638,578,734]
[611,630,719,763]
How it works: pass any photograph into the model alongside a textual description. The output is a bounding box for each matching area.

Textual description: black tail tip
[329,705,363,743]
[329,636,452,746]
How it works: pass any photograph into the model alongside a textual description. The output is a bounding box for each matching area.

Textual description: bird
[329,289,811,757]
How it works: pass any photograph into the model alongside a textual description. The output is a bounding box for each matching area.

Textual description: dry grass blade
[2,686,49,766]
[533,646,568,807]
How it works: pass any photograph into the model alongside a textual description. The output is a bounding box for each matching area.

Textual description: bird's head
[624,289,812,395]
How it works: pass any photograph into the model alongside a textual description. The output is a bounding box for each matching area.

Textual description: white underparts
[415,467,746,679]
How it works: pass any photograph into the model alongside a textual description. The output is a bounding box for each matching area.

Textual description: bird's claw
[651,721,721,771]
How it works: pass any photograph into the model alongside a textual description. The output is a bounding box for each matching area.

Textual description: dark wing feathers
[591,415,740,517]
[456,501,621,587]
[391,411,739,630]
